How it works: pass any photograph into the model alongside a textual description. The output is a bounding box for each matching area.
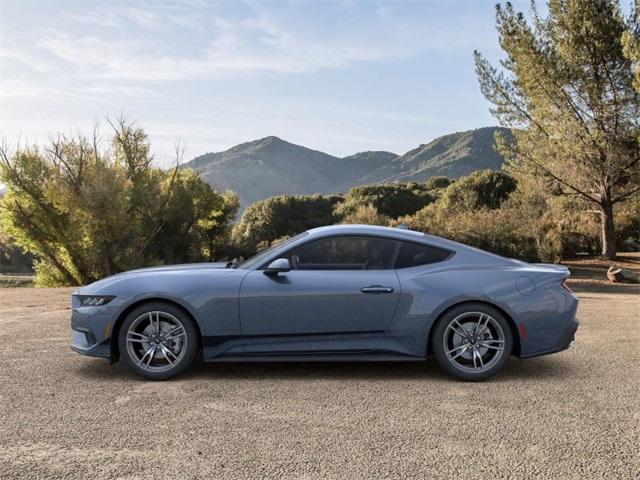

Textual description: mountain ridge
[183,126,510,208]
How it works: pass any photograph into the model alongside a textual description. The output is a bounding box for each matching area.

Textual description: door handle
[360,285,394,294]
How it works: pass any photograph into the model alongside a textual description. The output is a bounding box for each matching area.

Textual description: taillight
[561,279,573,294]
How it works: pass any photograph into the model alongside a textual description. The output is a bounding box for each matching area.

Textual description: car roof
[305,224,517,265]
[307,224,425,239]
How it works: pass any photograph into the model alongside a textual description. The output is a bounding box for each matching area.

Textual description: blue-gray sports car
[71,225,579,381]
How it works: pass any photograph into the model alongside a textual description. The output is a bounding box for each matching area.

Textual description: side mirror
[263,258,291,275]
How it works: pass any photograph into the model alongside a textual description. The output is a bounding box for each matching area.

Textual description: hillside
[359,126,511,183]
[184,136,345,206]
[184,127,509,208]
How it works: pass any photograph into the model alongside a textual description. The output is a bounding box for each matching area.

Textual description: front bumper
[70,328,111,358]
[70,294,120,360]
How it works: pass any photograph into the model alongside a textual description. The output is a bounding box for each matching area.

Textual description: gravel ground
[0,287,638,479]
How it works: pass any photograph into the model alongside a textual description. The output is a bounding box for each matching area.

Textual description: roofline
[305,224,517,265]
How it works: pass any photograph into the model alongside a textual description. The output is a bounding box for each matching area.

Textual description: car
[70,224,579,381]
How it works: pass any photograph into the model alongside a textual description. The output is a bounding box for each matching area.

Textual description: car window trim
[257,233,401,271]
[393,239,455,269]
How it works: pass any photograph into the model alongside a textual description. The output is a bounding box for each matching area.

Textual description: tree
[339,204,391,226]
[440,170,516,211]
[0,120,236,285]
[623,1,640,90]
[475,0,640,258]
[231,194,341,256]
[336,183,435,220]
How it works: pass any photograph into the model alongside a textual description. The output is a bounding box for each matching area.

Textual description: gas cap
[516,276,536,295]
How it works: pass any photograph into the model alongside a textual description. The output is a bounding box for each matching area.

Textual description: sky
[0,0,528,165]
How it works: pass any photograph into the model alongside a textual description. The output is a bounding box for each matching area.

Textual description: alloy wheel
[442,311,506,373]
[125,311,188,372]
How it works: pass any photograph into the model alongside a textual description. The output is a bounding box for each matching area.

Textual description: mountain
[185,136,347,207]
[183,127,509,208]
[357,126,511,184]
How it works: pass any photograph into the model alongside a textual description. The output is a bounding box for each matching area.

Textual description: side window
[284,236,398,270]
[395,241,451,268]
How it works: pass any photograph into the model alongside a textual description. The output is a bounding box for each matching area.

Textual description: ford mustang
[71,224,579,381]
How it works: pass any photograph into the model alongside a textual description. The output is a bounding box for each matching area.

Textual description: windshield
[235,232,309,270]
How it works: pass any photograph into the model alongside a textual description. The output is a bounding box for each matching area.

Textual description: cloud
[5,2,403,84]
[0,0,499,162]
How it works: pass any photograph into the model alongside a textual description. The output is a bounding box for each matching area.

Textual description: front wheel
[432,303,513,381]
[118,302,199,380]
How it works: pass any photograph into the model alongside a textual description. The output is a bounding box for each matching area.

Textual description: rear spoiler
[533,263,570,279]
[533,263,569,272]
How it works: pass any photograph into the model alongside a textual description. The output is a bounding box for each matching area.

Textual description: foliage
[231,194,342,256]
[401,202,540,261]
[475,0,640,258]
[0,232,33,273]
[335,183,435,220]
[0,275,33,288]
[148,170,239,263]
[439,170,516,211]
[397,175,539,260]
[0,121,237,286]
[424,176,451,190]
[397,167,623,262]
[339,204,391,226]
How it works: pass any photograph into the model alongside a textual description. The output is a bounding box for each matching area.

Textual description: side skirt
[203,353,425,363]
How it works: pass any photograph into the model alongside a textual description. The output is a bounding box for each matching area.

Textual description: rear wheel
[118,302,199,380]
[432,303,512,381]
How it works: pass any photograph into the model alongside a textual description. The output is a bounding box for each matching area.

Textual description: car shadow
[75,355,576,383]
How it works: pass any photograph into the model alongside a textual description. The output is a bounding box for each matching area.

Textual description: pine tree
[475,0,640,258]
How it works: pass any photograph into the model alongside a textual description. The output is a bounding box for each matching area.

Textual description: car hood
[77,262,232,294]
[127,262,229,273]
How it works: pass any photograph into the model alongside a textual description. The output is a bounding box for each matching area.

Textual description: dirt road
[0,286,638,479]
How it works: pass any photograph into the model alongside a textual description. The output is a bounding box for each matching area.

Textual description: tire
[432,303,513,381]
[118,301,199,380]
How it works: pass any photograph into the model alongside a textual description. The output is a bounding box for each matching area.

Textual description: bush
[0,121,237,286]
[425,176,451,190]
[231,194,342,256]
[402,204,540,261]
[440,170,516,211]
[336,183,435,220]
[339,204,391,226]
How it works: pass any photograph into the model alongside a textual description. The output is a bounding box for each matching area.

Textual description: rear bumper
[520,318,579,358]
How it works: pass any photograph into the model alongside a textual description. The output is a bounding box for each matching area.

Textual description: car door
[239,235,401,354]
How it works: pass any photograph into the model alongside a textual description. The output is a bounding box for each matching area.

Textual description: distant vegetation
[1,0,638,285]
[183,126,510,209]
[228,168,637,264]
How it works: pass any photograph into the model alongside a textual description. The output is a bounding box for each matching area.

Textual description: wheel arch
[110,297,203,363]
[426,300,521,357]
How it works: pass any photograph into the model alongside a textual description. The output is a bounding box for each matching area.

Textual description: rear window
[394,241,452,268]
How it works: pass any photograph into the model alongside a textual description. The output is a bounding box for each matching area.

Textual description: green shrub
[425,176,451,190]
[440,170,516,211]
[0,122,237,286]
[401,205,540,261]
[340,204,391,226]
[231,194,341,256]
[336,183,435,220]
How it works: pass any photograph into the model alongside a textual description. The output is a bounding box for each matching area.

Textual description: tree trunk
[600,199,616,259]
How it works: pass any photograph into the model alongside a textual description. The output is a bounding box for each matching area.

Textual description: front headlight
[77,295,115,306]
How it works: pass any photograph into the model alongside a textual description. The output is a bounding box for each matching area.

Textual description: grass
[0,274,34,288]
